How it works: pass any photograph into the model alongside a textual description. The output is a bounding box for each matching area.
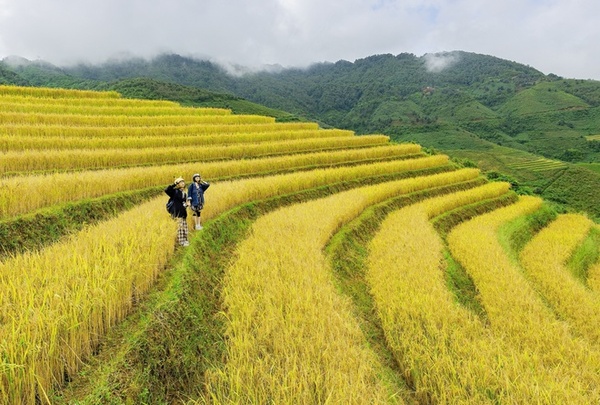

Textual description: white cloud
[0,0,599,79]
[424,51,460,73]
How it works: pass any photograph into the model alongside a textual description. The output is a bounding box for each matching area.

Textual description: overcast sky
[0,0,598,80]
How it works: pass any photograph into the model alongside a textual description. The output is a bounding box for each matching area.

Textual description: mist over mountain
[2,50,548,125]
[0,49,594,132]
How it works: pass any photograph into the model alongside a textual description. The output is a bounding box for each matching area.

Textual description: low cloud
[0,0,599,79]
[423,52,460,73]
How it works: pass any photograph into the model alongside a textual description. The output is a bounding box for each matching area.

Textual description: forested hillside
[0,62,28,86]
[1,51,599,220]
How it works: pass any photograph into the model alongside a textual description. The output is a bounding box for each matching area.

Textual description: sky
[0,0,599,80]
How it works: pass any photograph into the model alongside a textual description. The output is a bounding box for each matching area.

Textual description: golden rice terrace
[0,85,599,404]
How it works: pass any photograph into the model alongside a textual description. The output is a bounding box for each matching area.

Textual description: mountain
[2,51,599,220]
[0,58,299,121]
[106,77,301,121]
[0,59,30,86]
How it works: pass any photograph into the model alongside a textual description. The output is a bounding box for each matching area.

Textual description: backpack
[166,198,174,214]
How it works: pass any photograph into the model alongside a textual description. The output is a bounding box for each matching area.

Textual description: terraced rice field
[507,157,567,171]
[0,85,599,404]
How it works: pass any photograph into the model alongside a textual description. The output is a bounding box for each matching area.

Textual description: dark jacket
[165,184,188,218]
[187,181,210,208]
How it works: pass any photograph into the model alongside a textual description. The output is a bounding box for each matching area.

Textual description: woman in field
[187,173,210,230]
[165,177,190,247]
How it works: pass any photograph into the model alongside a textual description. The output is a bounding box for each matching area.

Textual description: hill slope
[2,52,600,220]
[0,59,300,121]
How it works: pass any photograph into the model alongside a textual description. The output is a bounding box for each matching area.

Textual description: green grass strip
[431,192,519,320]
[497,203,558,257]
[567,226,600,285]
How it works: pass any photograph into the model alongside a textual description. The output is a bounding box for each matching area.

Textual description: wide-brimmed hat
[192,173,201,180]
[174,177,185,184]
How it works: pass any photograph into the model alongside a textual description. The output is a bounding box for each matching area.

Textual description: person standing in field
[187,173,210,230]
[165,177,190,247]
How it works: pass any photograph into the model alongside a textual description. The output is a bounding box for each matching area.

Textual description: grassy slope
[389,81,600,223]
[541,166,600,220]
[380,84,599,221]
[392,111,600,222]
[497,81,589,115]
[444,149,600,221]
[578,162,600,174]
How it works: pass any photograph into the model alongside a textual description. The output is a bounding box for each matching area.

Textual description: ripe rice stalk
[0,85,120,99]
[0,122,319,138]
[519,214,600,345]
[0,164,475,404]
[0,111,274,127]
[447,198,600,400]
[0,202,176,404]
[367,183,585,403]
[204,170,482,403]
[199,160,470,224]
[0,135,395,173]
[0,149,440,220]
[0,93,177,107]
[0,129,355,152]
[0,100,230,116]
